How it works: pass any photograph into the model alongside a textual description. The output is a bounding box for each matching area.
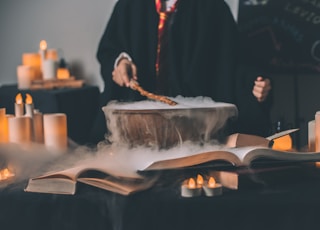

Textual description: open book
[26,130,315,196]
[24,160,158,196]
[140,146,320,171]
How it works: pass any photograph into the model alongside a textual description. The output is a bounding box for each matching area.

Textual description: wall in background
[0,0,117,91]
[0,0,238,91]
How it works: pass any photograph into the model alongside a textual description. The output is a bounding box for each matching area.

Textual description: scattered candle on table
[181,177,202,198]
[25,94,34,118]
[14,93,24,117]
[203,176,223,197]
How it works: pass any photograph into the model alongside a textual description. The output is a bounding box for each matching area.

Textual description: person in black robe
[89,0,272,144]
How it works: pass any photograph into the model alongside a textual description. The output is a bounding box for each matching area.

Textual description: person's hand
[252,76,271,102]
[112,58,137,87]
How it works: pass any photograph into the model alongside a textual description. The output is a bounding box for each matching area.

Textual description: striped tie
[155,0,178,94]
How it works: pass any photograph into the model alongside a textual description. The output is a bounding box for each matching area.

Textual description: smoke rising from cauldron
[0,96,238,230]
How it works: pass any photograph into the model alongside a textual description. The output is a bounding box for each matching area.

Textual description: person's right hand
[112,58,137,87]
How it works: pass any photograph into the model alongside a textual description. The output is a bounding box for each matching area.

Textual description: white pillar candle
[0,108,9,143]
[315,112,320,152]
[43,113,67,152]
[14,93,24,117]
[8,116,32,144]
[42,59,57,80]
[24,94,34,118]
[17,65,36,90]
[33,110,44,143]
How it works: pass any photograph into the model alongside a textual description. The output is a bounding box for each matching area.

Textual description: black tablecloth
[0,84,100,145]
[1,170,320,230]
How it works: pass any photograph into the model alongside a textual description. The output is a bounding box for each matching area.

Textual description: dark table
[0,84,100,145]
[1,167,320,230]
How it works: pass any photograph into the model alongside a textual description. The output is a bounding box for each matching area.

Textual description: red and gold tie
[155,0,179,93]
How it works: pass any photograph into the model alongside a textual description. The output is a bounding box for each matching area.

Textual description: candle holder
[202,177,223,197]
[181,178,202,198]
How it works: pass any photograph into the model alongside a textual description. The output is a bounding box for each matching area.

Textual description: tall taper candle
[14,93,24,117]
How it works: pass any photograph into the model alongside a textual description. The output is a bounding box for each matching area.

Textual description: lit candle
[39,40,47,61]
[8,116,32,144]
[17,65,36,89]
[202,177,223,197]
[57,58,70,79]
[181,177,202,198]
[43,113,68,152]
[25,94,34,118]
[0,108,9,143]
[14,93,24,117]
[39,40,47,78]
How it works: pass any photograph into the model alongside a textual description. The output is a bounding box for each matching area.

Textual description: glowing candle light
[25,94,34,118]
[181,177,202,198]
[203,176,223,197]
[0,168,15,181]
[39,40,47,61]
[272,135,292,151]
[196,174,204,186]
[14,93,24,117]
[57,58,70,79]
[208,177,216,188]
[0,108,9,143]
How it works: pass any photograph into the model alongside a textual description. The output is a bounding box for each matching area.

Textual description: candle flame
[196,174,204,186]
[39,40,47,50]
[187,178,196,189]
[208,177,216,188]
[26,93,33,104]
[0,168,15,181]
[15,93,23,104]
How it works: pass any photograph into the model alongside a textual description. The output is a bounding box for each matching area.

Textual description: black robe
[91,0,272,144]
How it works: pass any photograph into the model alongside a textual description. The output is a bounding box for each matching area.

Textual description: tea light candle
[0,108,9,143]
[8,116,32,144]
[203,177,223,197]
[43,113,67,152]
[181,178,202,198]
[14,93,24,117]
